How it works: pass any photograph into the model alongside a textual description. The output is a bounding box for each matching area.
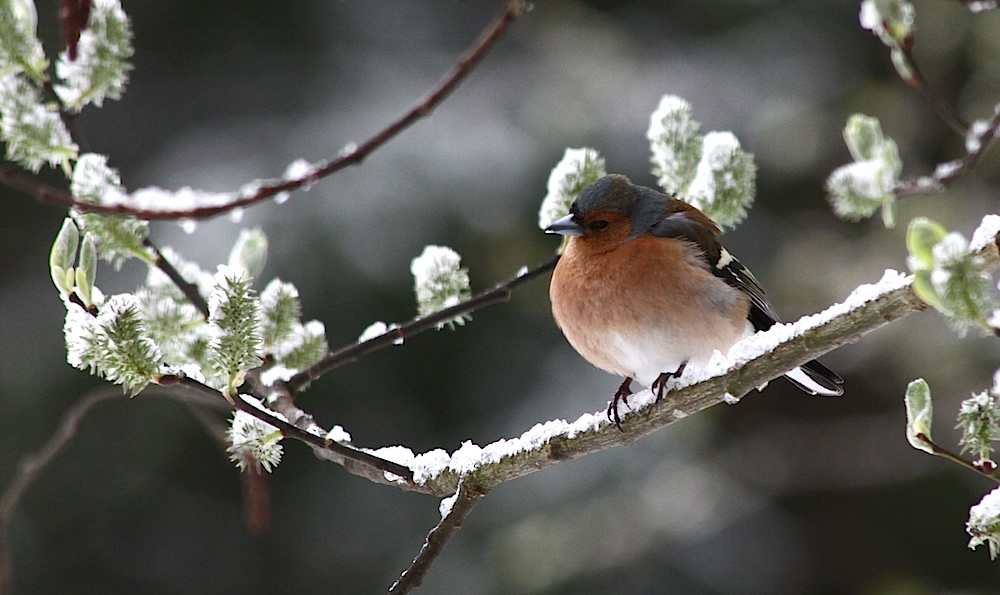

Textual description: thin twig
[181,401,272,532]
[388,482,486,594]
[915,433,1000,483]
[898,43,969,136]
[144,239,210,317]
[41,79,91,152]
[164,374,421,489]
[0,387,121,594]
[0,388,119,522]
[0,0,531,221]
[286,255,558,393]
[895,105,1000,198]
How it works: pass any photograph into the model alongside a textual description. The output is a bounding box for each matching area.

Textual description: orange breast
[549,235,750,386]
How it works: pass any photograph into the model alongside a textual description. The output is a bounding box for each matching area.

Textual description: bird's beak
[544,214,584,237]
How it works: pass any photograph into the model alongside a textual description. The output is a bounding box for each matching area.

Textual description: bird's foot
[652,362,687,402]
[608,377,633,431]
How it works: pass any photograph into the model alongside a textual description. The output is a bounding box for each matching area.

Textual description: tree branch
[895,104,1000,198]
[144,239,211,318]
[0,0,531,221]
[162,374,425,491]
[410,263,968,498]
[915,432,1000,483]
[389,482,486,594]
[285,256,558,393]
[897,43,970,136]
[0,387,121,594]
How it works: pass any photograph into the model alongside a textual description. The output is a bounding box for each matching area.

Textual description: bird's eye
[591,220,609,231]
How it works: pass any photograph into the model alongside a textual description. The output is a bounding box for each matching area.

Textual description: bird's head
[544,174,673,251]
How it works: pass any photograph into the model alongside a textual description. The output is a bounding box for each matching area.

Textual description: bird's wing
[709,247,781,332]
[644,196,844,395]
[648,207,780,332]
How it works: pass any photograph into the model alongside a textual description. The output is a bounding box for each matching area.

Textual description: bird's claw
[608,377,633,431]
[651,362,687,402]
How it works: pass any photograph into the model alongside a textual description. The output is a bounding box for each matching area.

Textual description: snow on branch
[359,216,999,499]
[372,230,1000,497]
[0,0,532,221]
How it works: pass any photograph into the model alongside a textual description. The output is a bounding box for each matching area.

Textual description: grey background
[3,0,1000,593]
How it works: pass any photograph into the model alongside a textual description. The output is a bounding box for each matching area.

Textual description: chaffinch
[545,174,843,427]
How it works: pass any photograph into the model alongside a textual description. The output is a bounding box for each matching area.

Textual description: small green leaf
[50,265,74,296]
[844,114,886,162]
[228,228,268,280]
[75,233,97,307]
[49,218,79,295]
[905,378,935,454]
[912,270,941,308]
[50,218,79,270]
[907,217,948,269]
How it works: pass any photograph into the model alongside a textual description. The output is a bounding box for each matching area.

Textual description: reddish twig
[144,239,210,317]
[915,433,1000,483]
[164,374,421,489]
[286,255,558,394]
[1,0,531,221]
[388,482,486,594]
[895,105,1000,198]
[897,43,969,136]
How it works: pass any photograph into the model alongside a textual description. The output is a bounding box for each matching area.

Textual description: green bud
[907,217,948,268]
[905,378,934,454]
[843,114,886,162]
[75,233,97,307]
[911,270,941,308]
[50,218,79,295]
[890,47,913,82]
[228,228,268,280]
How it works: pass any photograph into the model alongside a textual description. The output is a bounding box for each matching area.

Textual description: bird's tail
[783,360,844,396]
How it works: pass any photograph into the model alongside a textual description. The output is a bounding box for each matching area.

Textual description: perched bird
[545,174,843,427]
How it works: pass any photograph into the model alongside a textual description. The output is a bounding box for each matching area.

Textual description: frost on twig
[70,153,153,267]
[968,486,1000,559]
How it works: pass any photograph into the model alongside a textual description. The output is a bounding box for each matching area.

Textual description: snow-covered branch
[375,222,998,499]
[0,0,532,221]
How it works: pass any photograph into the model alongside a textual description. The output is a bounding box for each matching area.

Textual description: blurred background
[2,0,1000,593]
